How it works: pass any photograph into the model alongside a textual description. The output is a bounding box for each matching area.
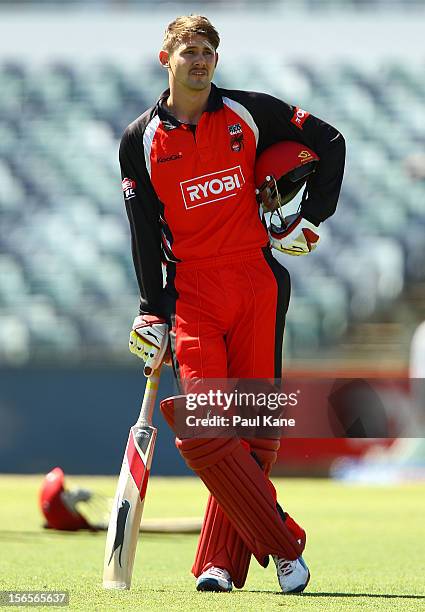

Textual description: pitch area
[0,475,423,611]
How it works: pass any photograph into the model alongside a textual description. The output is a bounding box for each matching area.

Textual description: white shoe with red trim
[196,566,233,592]
[272,555,310,593]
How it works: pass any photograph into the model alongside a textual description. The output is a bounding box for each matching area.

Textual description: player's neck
[166,83,211,125]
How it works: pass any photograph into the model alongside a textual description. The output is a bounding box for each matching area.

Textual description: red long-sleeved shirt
[120,84,345,315]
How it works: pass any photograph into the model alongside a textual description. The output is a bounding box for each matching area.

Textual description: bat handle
[136,366,161,426]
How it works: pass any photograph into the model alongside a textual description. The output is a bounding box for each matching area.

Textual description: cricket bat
[103,367,161,589]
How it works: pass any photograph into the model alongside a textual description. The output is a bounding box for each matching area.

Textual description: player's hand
[269,212,320,256]
[129,315,169,377]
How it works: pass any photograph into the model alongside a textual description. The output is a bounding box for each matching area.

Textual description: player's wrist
[132,314,166,330]
[129,313,169,376]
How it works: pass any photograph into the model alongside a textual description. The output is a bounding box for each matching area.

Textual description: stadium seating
[0,58,424,364]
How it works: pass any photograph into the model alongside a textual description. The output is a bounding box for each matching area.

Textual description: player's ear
[214,52,219,68]
[159,50,170,68]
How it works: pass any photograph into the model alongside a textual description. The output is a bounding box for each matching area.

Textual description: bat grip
[136,367,161,426]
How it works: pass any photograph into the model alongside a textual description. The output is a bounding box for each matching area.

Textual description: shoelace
[208,567,229,579]
[275,558,297,576]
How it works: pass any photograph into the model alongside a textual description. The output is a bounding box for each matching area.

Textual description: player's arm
[254,92,346,226]
[119,124,169,375]
[229,89,345,254]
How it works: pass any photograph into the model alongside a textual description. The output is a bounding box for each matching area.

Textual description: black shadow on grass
[303,593,425,599]
[0,530,195,544]
[0,530,101,542]
[245,590,425,599]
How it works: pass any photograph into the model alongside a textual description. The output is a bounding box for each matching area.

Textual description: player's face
[167,35,218,91]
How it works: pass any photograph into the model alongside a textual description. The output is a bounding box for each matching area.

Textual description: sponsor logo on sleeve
[291,107,310,129]
[180,166,245,209]
[122,177,136,200]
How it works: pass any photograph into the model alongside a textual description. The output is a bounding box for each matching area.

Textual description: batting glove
[129,314,169,377]
[269,212,320,256]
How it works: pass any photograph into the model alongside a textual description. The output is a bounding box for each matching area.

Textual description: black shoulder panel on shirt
[123,105,157,139]
[217,87,346,223]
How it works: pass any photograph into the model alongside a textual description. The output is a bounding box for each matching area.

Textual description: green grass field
[0,475,424,611]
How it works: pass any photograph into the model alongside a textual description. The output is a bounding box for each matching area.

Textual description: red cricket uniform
[120,84,345,379]
[120,84,345,586]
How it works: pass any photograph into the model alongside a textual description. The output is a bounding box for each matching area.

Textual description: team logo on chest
[180,166,245,209]
[228,123,244,152]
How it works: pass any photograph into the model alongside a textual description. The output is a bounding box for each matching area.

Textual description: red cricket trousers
[170,247,290,380]
[165,248,304,588]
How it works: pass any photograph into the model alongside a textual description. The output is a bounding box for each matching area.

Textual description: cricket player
[121,15,345,593]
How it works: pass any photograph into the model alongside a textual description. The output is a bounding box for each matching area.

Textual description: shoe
[196,566,233,592]
[272,555,310,593]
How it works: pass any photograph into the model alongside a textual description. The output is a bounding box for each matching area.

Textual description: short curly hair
[162,15,220,53]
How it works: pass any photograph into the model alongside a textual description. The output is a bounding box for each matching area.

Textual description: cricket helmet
[39,467,92,531]
[255,141,319,208]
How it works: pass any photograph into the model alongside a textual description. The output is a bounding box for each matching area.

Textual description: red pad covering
[192,495,251,588]
[192,438,281,588]
[175,437,303,565]
[249,437,280,479]
[252,437,306,549]
[161,399,305,576]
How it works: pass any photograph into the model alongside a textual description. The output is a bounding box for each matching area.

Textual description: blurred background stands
[0,1,424,369]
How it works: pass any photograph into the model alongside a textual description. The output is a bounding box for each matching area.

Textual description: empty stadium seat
[0,58,424,364]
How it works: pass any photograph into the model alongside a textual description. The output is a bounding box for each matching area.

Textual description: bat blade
[103,423,157,589]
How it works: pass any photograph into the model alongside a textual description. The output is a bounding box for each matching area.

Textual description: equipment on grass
[39,467,95,531]
[39,468,202,534]
[141,516,202,533]
[103,367,161,590]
